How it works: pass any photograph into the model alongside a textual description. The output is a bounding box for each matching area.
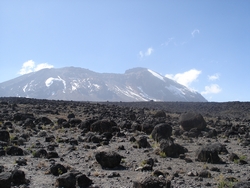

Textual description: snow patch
[23,84,28,92]
[147,69,165,82]
[93,84,100,89]
[166,85,187,100]
[71,80,80,91]
[45,76,66,92]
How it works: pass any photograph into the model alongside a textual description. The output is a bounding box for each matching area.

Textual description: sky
[1,0,250,102]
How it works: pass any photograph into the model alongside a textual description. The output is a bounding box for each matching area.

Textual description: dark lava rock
[33,148,48,158]
[151,123,172,142]
[196,143,223,164]
[76,173,93,187]
[78,119,97,130]
[154,110,166,118]
[137,136,151,148]
[47,151,59,159]
[6,146,23,156]
[233,181,250,188]
[23,118,35,129]
[0,172,12,188]
[179,112,206,131]
[57,118,67,125]
[0,166,4,173]
[56,172,76,188]
[229,153,240,161]
[198,170,212,178]
[141,158,154,171]
[15,157,27,166]
[0,147,6,156]
[35,116,53,125]
[90,120,118,133]
[159,139,188,158]
[50,163,67,176]
[210,142,228,154]
[13,113,34,121]
[185,128,201,138]
[69,118,82,127]
[56,171,92,188]
[67,113,75,119]
[0,131,10,142]
[95,149,122,168]
[133,176,170,188]
[141,123,155,135]
[119,120,132,130]
[11,169,26,185]
[85,132,102,143]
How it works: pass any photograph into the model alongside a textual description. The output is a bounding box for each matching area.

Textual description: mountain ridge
[0,67,207,102]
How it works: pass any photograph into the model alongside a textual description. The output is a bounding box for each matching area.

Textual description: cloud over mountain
[139,48,154,58]
[19,60,54,75]
[201,84,222,95]
[165,69,201,88]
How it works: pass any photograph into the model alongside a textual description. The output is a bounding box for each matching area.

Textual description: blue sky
[1,1,250,102]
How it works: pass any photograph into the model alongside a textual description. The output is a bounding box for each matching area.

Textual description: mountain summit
[0,67,207,102]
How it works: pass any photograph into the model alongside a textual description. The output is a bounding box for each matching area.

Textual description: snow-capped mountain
[0,67,207,102]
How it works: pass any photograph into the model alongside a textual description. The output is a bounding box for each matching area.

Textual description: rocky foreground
[0,97,250,188]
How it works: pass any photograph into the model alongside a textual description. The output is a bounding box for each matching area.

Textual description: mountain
[0,67,207,102]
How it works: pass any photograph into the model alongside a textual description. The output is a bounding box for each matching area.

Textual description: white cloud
[165,69,201,87]
[34,63,54,72]
[191,29,200,37]
[145,47,153,56]
[208,73,220,81]
[201,84,222,95]
[19,60,54,75]
[162,37,174,46]
[139,51,144,58]
[139,47,154,58]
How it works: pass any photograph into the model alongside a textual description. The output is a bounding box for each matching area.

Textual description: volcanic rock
[0,172,12,188]
[95,149,123,168]
[179,112,206,131]
[196,143,223,164]
[151,123,172,142]
[0,131,10,143]
[159,139,188,158]
[133,175,171,188]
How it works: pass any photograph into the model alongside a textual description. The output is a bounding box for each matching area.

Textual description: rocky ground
[0,97,250,188]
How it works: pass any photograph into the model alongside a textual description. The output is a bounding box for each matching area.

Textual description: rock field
[0,97,250,188]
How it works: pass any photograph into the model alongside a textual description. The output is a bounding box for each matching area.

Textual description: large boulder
[141,123,155,135]
[90,120,118,133]
[0,172,12,188]
[50,163,67,176]
[159,139,188,158]
[33,149,48,158]
[95,149,122,168]
[0,131,10,143]
[153,110,166,118]
[11,169,26,185]
[6,146,23,156]
[34,116,53,125]
[136,136,151,148]
[179,112,206,131]
[133,176,171,188]
[196,143,224,164]
[55,171,92,188]
[151,123,172,142]
[210,142,228,154]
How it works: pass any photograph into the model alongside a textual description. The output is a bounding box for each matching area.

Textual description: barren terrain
[0,97,249,188]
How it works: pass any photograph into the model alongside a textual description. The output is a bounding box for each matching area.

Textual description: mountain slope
[0,67,207,102]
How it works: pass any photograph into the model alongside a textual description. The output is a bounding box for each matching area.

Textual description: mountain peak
[0,67,207,102]
[124,67,147,74]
